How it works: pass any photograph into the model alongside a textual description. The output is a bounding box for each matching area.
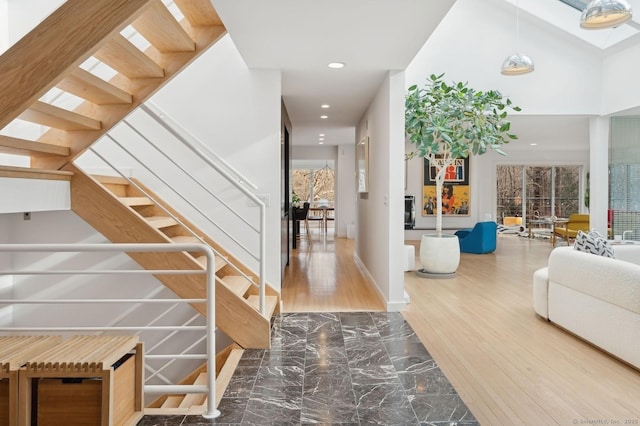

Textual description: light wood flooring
[282,232,640,425]
[282,226,385,312]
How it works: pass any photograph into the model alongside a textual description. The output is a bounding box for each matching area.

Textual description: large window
[497,165,582,224]
[292,162,335,204]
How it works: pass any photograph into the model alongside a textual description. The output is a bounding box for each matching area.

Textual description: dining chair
[306,206,325,233]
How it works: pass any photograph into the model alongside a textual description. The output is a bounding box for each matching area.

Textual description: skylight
[512,0,640,50]
[558,0,588,12]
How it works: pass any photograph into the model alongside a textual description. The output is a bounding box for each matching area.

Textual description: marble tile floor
[138,312,478,425]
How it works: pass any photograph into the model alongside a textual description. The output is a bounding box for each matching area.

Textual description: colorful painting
[422,156,470,216]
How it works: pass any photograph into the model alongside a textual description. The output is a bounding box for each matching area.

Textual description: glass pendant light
[501,0,534,75]
[580,0,632,29]
[501,53,535,75]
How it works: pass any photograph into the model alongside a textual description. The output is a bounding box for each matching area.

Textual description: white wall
[356,71,406,311]
[0,178,70,213]
[6,0,63,45]
[406,0,603,116]
[337,144,356,237]
[602,43,640,115]
[0,213,13,326]
[0,0,7,52]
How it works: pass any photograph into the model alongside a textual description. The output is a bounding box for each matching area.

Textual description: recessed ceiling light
[319,141,324,145]
[320,115,328,119]
[319,138,325,141]
[319,133,325,137]
[530,143,537,146]
[328,62,345,69]
[321,104,330,109]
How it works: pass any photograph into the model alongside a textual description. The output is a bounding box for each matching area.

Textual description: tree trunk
[434,156,454,238]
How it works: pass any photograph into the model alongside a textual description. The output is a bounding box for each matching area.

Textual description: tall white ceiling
[212,0,640,152]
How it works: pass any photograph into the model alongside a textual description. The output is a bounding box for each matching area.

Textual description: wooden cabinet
[0,336,62,426]
[18,335,143,426]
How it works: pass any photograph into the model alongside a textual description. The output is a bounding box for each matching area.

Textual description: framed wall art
[357,136,369,193]
[422,156,470,216]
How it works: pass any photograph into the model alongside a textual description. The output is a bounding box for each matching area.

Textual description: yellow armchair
[552,214,590,246]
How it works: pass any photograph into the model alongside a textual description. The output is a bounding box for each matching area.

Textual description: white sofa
[533,244,640,369]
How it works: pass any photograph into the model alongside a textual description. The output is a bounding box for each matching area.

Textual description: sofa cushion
[574,230,614,258]
[548,247,640,315]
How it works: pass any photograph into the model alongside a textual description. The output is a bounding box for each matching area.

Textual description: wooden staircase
[0,0,279,415]
[65,164,280,349]
[0,0,226,176]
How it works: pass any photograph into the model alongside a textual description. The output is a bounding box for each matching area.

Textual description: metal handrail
[120,119,259,234]
[137,103,268,314]
[139,102,266,314]
[142,102,259,191]
[93,103,267,313]
[0,243,221,419]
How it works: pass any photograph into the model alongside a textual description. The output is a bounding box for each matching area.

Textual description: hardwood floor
[282,227,385,312]
[282,232,640,425]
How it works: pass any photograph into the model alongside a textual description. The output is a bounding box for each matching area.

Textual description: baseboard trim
[352,252,407,312]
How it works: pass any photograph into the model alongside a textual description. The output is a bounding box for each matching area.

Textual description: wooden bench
[18,335,143,426]
[0,336,62,426]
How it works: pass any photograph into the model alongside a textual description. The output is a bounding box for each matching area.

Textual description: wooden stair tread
[246,295,278,318]
[171,236,201,244]
[92,174,129,185]
[0,165,73,181]
[145,216,179,229]
[196,255,227,272]
[0,135,69,157]
[120,196,153,206]
[93,34,164,79]
[220,275,253,297]
[133,0,195,53]
[174,0,223,26]
[57,68,133,105]
[18,101,101,131]
[177,372,208,408]
[160,395,182,409]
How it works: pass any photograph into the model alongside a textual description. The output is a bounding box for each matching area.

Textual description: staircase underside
[0,0,226,174]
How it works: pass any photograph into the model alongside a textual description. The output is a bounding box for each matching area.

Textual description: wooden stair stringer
[146,343,243,414]
[31,11,227,170]
[131,178,281,315]
[66,164,208,315]
[67,165,273,348]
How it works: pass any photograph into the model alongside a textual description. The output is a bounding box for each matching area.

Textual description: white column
[589,117,609,235]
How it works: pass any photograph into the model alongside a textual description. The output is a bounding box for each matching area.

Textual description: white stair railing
[0,243,222,419]
[82,102,267,315]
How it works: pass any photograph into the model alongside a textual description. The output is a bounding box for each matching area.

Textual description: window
[292,163,335,204]
[497,165,582,224]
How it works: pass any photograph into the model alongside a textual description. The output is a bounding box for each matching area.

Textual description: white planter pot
[418,233,460,278]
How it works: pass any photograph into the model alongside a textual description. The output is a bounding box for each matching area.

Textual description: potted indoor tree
[405,73,520,277]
